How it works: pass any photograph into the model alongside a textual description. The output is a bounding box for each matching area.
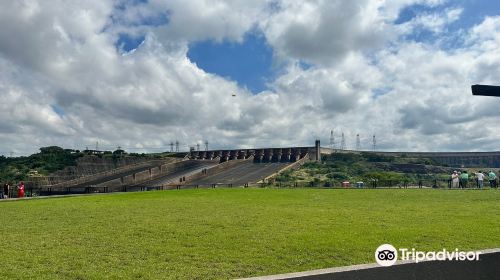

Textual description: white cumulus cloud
[0,0,500,155]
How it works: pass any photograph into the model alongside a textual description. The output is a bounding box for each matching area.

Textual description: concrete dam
[192,144,500,169]
[35,141,500,194]
[188,147,314,163]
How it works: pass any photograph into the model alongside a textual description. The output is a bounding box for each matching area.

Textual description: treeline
[0,146,171,183]
[0,146,81,183]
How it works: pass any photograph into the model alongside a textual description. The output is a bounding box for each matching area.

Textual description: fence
[9,182,260,197]
[267,178,500,189]
[3,177,498,199]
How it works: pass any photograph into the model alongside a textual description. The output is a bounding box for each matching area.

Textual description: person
[451,171,459,188]
[474,171,485,189]
[488,170,497,188]
[0,183,4,199]
[3,183,9,199]
[460,171,469,189]
[498,170,500,189]
[18,182,25,198]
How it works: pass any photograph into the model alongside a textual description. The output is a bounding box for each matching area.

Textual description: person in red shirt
[18,182,25,198]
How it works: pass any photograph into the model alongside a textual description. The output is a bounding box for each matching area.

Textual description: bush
[327,172,349,181]
[361,153,395,162]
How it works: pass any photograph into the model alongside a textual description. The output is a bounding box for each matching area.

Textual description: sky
[1,0,500,155]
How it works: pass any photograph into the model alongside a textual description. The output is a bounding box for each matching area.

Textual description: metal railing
[4,177,498,199]
[265,178,500,189]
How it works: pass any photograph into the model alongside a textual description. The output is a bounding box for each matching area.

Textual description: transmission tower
[95,141,99,151]
[329,130,335,150]
[372,135,377,151]
[204,140,209,151]
[356,134,361,150]
[196,143,200,151]
[169,142,174,152]
[340,132,346,150]
[175,141,179,152]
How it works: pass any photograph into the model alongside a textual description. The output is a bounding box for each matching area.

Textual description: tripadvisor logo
[375,244,398,266]
[375,244,482,267]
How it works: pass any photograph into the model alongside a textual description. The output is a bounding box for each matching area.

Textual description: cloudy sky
[1,0,500,155]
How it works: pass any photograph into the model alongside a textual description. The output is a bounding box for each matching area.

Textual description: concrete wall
[190,147,313,163]
[191,144,500,168]
[49,155,154,183]
[122,174,135,185]
[206,158,251,176]
[96,178,122,188]
[134,170,150,183]
[319,148,500,168]
[150,167,160,177]
[91,160,216,189]
[263,153,309,182]
[182,158,253,184]
[161,163,173,173]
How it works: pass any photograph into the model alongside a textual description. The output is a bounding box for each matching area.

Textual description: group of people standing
[451,170,497,189]
[0,182,25,199]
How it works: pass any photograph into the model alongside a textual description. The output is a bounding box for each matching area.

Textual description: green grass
[0,188,499,279]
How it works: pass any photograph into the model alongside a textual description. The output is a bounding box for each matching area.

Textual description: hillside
[276,152,454,184]
[0,146,175,184]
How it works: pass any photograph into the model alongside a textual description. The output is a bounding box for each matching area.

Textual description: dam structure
[188,146,317,163]
[30,140,500,195]
[192,143,500,169]
[321,149,500,169]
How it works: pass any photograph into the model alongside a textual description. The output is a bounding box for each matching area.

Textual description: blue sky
[187,31,276,93]
[2,0,500,155]
[394,0,500,44]
[455,0,500,28]
[117,33,146,53]
[395,0,500,29]
[175,0,500,94]
[112,0,500,94]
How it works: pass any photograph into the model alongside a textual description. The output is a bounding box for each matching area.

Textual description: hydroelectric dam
[31,140,500,195]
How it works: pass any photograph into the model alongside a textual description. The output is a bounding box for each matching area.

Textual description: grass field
[0,188,499,279]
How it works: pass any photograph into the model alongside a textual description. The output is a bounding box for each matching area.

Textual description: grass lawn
[0,188,499,279]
